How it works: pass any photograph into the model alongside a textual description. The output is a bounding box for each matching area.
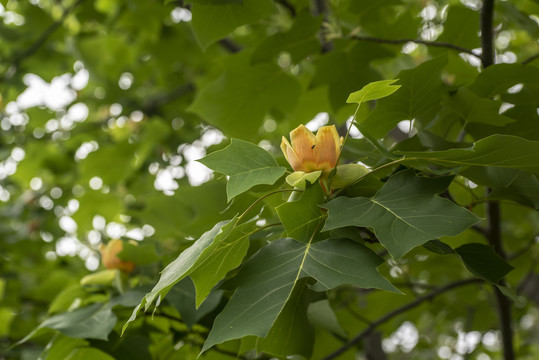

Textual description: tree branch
[4,0,86,79]
[312,0,333,53]
[142,82,195,115]
[522,53,539,65]
[481,1,514,356]
[350,35,481,59]
[218,38,242,53]
[480,0,495,68]
[275,0,296,17]
[322,278,483,360]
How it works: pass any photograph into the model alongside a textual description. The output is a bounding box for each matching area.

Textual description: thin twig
[350,35,481,59]
[480,0,496,68]
[507,238,537,261]
[322,278,483,360]
[218,38,242,53]
[275,0,296,17]
[4,0,86,79]
[522,53,539,65]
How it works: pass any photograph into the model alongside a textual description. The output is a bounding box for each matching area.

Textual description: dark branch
[312,0,333,53]
[480,0,495,68]
[522,53,539,65]
[4,0,86,79]
[481,1,514,356]
[218,38,242,53]
[322,278,483,360]
[350,35,481,59]
[142,83,195,115]
[275,0,296,17]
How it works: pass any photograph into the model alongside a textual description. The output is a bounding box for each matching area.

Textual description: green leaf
[285,170,322,188]
[448,88,515,127]
[166,278,223,329]
[468,63,539,98]
[360,56,447,138]
[67,347,116,360]
[437,6,480,49]
[199,139,287,201]
[190,0,274,49]
[255,281,314,358]
[346,79,401,106]
[423,240,455,255]
[190,220,256,306]
[399,135,539,177]
[17,303,117,345]
[252,10,322,64]
[307,300,347,338]
[455,243,514,283]
[117,242,159,265]
[143,218,238,308]
[189,52,301,140]
[202,237,397,352]
[276,184,325,243]
[312,42,393,112]
[323,170,481,258]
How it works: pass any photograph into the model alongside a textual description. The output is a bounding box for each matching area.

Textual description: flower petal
[313,125,341,170]
[290,125,317,168]
[281,136,303,171]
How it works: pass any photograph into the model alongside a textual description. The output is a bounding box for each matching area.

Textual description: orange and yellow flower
[281,125,343,172]
[99,239,135,273]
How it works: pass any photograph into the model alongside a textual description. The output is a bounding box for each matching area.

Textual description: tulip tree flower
[100,239,135,273]
[282,125,370,192]
[281,124,343,173]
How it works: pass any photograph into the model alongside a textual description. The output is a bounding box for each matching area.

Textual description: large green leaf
[399,135,539,177]
[251,11,322,64]
[190,0,274,49]
[140,217,255,309]
[323,170,481,258]
[447,88,515,127]
[189,52,300,140]
[166,278,223,329]
[437,6,480,49]
[312,41,393,112]
[360,56,447,138]
[17,303,117,345]
[468,63,539,98]
[198,139,286,201]
[255,281,314,358]
[455,243,514,283]
[276,185,325,243]
[202,237,397,352]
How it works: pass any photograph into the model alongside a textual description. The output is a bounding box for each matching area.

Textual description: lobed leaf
[202,237,397,352]
[323,170,481,258]
[199,139,287,201]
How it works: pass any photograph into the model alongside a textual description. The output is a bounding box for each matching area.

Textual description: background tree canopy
[1,0,539,359]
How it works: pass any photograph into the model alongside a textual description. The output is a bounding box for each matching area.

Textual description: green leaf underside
[323,170,481,258]
[399,134,539,177]
[276,185,325,243]
[166,278,223,329]
[190,0,274,49]
[346,79,401,105]
[141,216,254,311]
[455,243,514,283]
[18,303,116,345]
[189,52,301,140]
[255,281,314,358]
[202,237,397,352]
[360,56,448,138]
[198,139,286,201]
